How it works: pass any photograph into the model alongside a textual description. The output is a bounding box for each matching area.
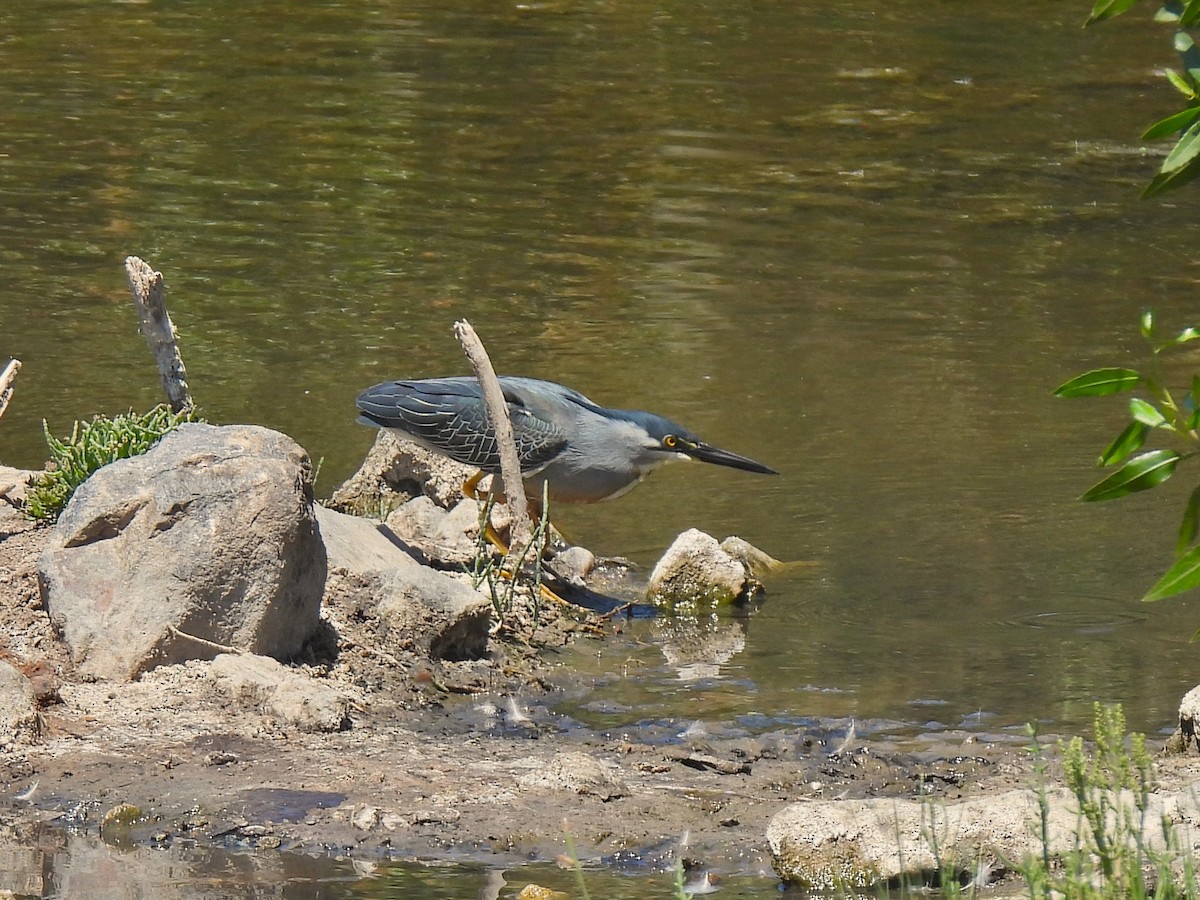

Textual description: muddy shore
[3,500,1199,895]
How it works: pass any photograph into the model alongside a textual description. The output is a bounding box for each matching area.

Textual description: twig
[0,358,20,421]
[595,600,635,621]
[124,257,193,413]
[167,625,241,656]
[452,319,532,552]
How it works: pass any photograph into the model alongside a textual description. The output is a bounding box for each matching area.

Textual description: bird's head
[620,410,778,476]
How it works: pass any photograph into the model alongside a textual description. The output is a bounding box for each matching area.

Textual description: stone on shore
[329,430,476,515]
[0,466,37,508]
[0,659,40,747]
[767,786,1197,889]
[316,505,491,660]
[39,424,326,682]
[210,653,350,733]
[383,496,481,567]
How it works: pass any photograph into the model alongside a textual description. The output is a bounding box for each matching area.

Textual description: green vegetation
[24,405,200,523]
[1019,704,1197,899]
[1085,0,1200,196]
[466,483,554,625]
[1055,311,1200,610]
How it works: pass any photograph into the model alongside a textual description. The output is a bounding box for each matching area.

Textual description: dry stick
[0,358,20,421]
[124,256,193,413]
[452,319,532,552]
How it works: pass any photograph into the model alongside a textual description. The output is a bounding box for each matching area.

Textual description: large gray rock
[40,424,326,681]
[316,505,491,660]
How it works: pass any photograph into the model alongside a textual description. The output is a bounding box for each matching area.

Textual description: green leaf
[1183,0,1200,26]
[1143,152,1200,197]
[1166,68,1199,100]
[1085,0,1139,24]
[1129,397,1168,427]
[1175,325,1200,345]
[1143,106,1200,140]
[1178,486,1200,556]
[1053,368,1142,397]
[1162,122,1200,174]
[1139,308,1156,339]
[1080,449,1181,501]
[1144,541,1200,601]
[1098,420,1149,466]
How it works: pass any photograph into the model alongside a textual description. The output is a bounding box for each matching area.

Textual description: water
[1,0,1197,894]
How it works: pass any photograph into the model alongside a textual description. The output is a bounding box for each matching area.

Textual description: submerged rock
[647,528,761,609]
[40,424,326,682]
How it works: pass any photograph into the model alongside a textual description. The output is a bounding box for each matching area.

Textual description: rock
[351,804,380,831]
[0,466,37,508]
[210,653,350,733]
[0,659,40,746]
[316,505,492,660]
[548,546,596,586]
[384,496,480,566]
[40,424,326,681]
[518,751,628,801]
[719,536,784,577]
[767,788,1134,889]
[1170,684,1200,753]
[647,529,760,609]
[329,431,476,515]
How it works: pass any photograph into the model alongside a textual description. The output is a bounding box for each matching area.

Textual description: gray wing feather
[357,378,567,474]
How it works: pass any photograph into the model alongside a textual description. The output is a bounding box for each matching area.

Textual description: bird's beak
[682,440,778,475]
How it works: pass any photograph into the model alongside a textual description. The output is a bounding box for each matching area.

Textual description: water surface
[0,0,1196,893]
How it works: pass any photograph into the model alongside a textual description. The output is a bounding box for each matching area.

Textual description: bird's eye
[663,435,678,449]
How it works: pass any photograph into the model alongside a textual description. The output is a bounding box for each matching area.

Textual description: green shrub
[24,405,200,523]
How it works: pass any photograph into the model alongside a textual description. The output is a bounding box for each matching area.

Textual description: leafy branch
[1086,0,1200,196]
[1055,311,1200,607]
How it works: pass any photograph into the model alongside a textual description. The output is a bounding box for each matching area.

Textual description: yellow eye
[664,435,678,449]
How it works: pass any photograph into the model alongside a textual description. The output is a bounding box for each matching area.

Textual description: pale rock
[0,659,40,746]
[316,505,491,660]
[40,424,325,681]
[647,528,759,608]
[210,653,350,733]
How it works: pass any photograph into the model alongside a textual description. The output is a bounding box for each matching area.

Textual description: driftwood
[452,319,532,552]
[0,358,20,421]
[124,257,193,413]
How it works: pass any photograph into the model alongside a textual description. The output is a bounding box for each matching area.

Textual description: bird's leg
[463,470,511,554]
[464,473,573,607]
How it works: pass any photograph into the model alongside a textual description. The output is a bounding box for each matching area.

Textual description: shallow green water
[1,0,1197,894]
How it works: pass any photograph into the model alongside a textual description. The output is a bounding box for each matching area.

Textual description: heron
[355,376,777,510]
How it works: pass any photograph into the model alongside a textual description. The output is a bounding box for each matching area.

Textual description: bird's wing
[357,378,567,474]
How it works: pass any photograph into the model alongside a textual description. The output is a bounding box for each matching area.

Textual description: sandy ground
[2,502,1199,894]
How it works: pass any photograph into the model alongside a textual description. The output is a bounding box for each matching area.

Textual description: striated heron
[355,376,777,506]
